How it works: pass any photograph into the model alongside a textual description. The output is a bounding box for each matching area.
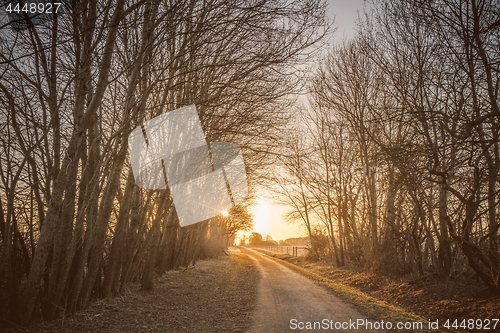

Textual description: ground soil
[272,252,500,332]
[9,254,258,333]
[8,250,498,333]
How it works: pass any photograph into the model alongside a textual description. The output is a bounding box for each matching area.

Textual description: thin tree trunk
[438,183,452,277]
[102,172,135,297]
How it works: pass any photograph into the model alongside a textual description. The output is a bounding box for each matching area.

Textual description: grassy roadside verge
[253,248,453,333]
[9,254,259,333]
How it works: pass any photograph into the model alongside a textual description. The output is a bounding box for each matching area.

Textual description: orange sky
[247,0,366,242]
[250,200,306,241]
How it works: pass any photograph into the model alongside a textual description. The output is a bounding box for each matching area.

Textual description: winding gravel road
[239,247,379,333]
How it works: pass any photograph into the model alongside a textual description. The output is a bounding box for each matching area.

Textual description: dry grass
[10,254,258,333]
[258,249,500,333]
[254,250,454,333]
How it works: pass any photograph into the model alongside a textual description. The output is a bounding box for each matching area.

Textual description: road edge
[247,248,453,333]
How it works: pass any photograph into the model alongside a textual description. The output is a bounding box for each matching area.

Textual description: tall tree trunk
[156,206,179,275]
[79,139,128,308]
[141,194,171,290]
[102,172,135,297]
[438,182,452,277]
[19,0,126,321]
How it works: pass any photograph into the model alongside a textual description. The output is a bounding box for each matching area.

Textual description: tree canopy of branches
[274,0,500,293]
[0,0,328,326]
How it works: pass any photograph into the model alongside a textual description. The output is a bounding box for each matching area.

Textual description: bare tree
[0,0,329,326]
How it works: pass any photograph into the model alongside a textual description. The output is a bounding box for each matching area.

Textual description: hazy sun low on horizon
[248,200,304,241]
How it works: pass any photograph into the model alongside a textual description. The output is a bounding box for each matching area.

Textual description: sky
[327,0,368,39]
[249,0,368,242]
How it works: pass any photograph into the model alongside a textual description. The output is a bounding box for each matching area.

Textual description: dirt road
[240,247,379,332]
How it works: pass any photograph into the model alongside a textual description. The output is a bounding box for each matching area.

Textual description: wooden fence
[252,246,308,257]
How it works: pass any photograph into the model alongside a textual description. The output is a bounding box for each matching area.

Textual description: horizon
[250,0,367,241]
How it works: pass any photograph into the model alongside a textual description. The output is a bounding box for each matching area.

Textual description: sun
[221,210,229,217]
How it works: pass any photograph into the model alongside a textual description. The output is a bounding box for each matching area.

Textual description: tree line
[274,0,500,293]
[0,0,328,326]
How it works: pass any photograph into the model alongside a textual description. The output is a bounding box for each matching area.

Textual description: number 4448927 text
[5,2,62,15]
[442,319,498,330]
